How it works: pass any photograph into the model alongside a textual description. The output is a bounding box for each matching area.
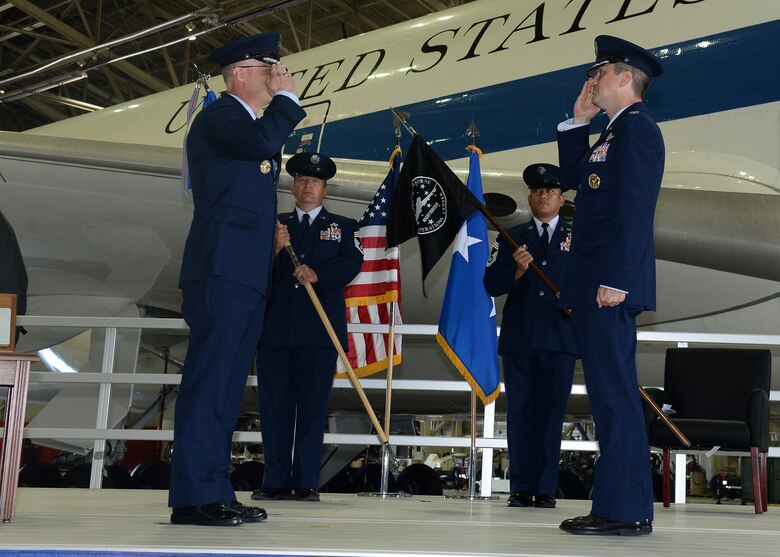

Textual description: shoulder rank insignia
[486,239,499,267]
[354,230,363,254]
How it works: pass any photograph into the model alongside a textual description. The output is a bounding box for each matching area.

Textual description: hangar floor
[0,488,777,557]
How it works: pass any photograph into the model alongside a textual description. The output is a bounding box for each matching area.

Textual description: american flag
[336,152,403,378]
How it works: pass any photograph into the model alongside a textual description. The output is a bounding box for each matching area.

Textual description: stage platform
[0,489,777,557]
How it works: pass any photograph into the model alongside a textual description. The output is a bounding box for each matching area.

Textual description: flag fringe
[345,290,399,307]
[436,332,500,405]
[335,353,402,379]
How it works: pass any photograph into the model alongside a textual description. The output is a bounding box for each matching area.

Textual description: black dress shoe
[251,487,294,501]
[296,488,320,502]
[559,513,650,536]
[507,491,533,507]
[170,503,242,526]
[226,500,267,523]
[533,494,556,508]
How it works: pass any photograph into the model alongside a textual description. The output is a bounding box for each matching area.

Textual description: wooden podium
[0,293,35,522]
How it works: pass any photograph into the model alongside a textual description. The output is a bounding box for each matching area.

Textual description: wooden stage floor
[0,488,777,556]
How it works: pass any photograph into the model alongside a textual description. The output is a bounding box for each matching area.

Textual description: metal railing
[9,315,780,502]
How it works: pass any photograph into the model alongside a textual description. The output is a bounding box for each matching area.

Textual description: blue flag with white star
[436,147,500,405]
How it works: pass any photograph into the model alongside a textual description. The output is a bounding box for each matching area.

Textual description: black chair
[643,348,771,513]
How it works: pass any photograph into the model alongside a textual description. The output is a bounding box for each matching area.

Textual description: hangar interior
[1,2,779,552]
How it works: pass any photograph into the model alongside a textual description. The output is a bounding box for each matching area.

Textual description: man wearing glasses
[170,32,305,526]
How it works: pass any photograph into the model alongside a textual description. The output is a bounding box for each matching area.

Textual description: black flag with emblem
[388,135,482,283]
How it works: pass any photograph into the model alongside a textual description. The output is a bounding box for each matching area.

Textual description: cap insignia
[310,154,320,164]
[537,165,546,175]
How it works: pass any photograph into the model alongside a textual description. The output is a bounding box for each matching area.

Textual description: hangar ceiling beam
[7,0,170,93]
[19,94,69,122]
[285,8,303,52]
[329,0,381,35]
[417,0,450,13]
[140,1,179,87]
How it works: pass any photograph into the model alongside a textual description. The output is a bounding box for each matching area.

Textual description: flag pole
[374,300,402,496]
[382,303,396,440]
[379,130,403,493]
[383,127,403,442]
[388,107,690,449]
[445,390,498,501]
[279,229,389,445]
[371,137,408,497]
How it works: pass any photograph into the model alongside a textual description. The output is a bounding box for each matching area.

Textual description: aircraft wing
[0,131,186,350]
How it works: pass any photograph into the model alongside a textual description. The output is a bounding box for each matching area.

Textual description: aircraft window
[484,193,516,217]
[560,200,576,224]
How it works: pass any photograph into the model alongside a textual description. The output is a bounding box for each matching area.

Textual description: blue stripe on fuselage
[285,20,780,162]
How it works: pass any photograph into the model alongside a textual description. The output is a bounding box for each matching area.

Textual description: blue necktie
[301,213,310,233]
[541,222,549,253]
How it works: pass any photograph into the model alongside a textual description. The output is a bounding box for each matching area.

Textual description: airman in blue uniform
[252,152,363,503]
[483,163,576,510]
[556,35,664,536]
[169,32,306,526]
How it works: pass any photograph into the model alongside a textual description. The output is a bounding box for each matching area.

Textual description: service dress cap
[209,32,282,68]
[587,35,663,78]
[523,163,562,189]
[286,152,337,181]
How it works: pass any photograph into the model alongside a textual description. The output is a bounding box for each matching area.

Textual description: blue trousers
[257,345,336,490]
[572,305,653,523]
[168,277,266,508]
[503,350,575,495]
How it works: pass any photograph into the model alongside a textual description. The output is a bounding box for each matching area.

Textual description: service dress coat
[484,219,576,356]
[180,94,306,295]
[556,101,664,523]
[557,102,663,310]
[260,208,363,349]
